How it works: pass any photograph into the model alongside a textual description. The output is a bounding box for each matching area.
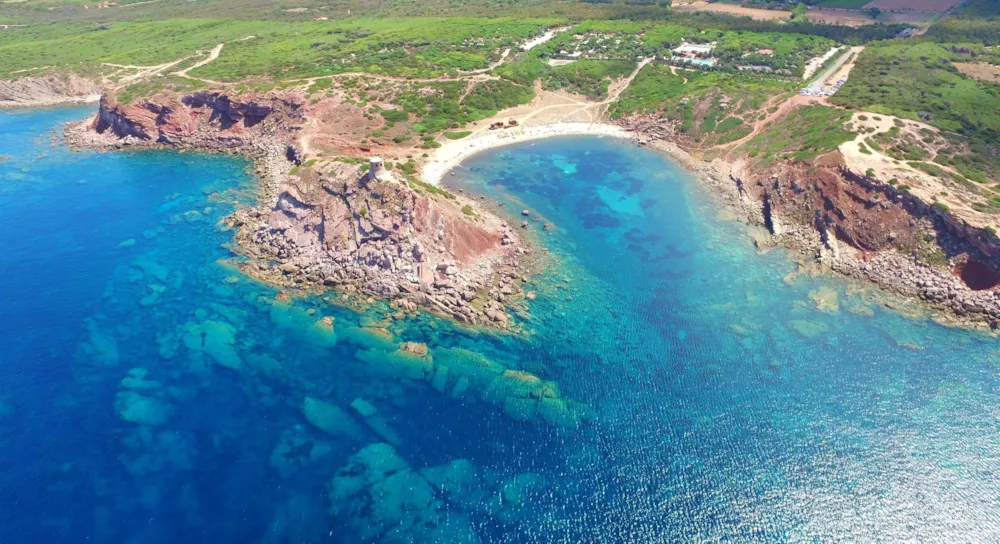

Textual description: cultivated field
[806,9,874,26]
[863,0,965,12]
[671,1,792,21]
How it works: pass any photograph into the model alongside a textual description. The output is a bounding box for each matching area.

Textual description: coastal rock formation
[231,159,526,328]
[0,74,101,108]
[91,91,304,146]
[739,160,1000,327]
[72,89,529,328]
[626,113,1000,329]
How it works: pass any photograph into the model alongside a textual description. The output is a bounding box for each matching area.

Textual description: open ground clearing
[954,62,1000,84]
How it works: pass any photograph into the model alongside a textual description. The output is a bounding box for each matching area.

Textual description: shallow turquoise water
[1,108,999,542]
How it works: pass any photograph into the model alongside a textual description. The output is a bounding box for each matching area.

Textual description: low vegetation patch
[743,105,856,163]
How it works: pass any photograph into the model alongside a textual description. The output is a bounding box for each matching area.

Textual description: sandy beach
[422,122,634,185]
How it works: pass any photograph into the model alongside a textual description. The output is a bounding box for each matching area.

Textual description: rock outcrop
[89,90,304,146]
[0,74,101,108]
[231,160,527,328]
[72,89,529,328]
[625,112,1000,329]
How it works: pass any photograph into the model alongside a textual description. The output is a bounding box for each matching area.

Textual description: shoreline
[422,122,633,186]
[59,93,1000,334]
[638,140,1000,333]
[0,93,101,110]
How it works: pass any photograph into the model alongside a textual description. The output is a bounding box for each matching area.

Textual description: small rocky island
[69,90,531,329]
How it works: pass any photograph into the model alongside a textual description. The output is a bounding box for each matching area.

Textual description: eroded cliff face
[232,163,525,328]
[729,156,1000,326]
[745,159,929,254]
[0,74,101,108]
[90,91,305,146]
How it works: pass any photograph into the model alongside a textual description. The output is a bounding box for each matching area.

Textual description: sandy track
[173,43,224,80]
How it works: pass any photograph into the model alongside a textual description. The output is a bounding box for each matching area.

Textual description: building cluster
[670,42,718,68]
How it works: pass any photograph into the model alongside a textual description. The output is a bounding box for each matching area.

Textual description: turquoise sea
[1,107,998,543]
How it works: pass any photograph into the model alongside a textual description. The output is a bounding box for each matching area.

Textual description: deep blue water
[1,108,999,543]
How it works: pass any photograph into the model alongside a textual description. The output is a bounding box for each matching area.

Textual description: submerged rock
[115,390,173,426]
[115,368,173,426]
[183,320,242,370]
[301,397,365,439]
[327,443,481,544]
[269,425,334,478]
[789,319,829,339]
[809,286,840,314]
[79,318,120,367]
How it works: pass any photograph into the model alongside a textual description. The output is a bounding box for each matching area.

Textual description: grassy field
[0,17,556,80]
[832,40,1000,184]
[611,65,796,117]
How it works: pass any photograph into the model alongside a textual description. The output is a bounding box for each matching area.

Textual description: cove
[1,109,999,543]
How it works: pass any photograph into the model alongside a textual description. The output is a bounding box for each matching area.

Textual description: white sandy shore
[422,122,634,186]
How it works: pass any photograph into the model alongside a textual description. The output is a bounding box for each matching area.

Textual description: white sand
[422,122,633,186]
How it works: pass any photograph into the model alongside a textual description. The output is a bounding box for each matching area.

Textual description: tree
[792,3,808,19]
[867,7,882,18]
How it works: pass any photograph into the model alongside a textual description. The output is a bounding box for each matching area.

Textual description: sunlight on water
[1,110,998,542]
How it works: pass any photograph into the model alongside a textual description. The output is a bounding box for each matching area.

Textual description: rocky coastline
[0,74,102,109]
[65,91,535,331]
[638,131,1000,331]
[56,82,1000,332]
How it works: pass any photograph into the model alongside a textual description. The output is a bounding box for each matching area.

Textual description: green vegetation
[612,65,795,117]
[461,204,475,216]
[910,161,944,178]
[929,0,1000,45]
[494,57,549,86]
[832,42,1000,141]
[833,41,1000,184]
[544,60,635,99]
[743,106,855,163]
[382,78,533,138]
[0,17,555,79]
[444,131,472,140]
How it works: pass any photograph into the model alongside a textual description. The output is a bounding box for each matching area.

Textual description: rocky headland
[67,90,532,330]
[629,117,1000,330]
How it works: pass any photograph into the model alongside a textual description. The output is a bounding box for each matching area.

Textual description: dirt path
[459,48,511,75]
[719,95,824,157]
[668,66,689,84]
[104,58,190,89]
[802,46,843,82]
[173,43,224,81]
